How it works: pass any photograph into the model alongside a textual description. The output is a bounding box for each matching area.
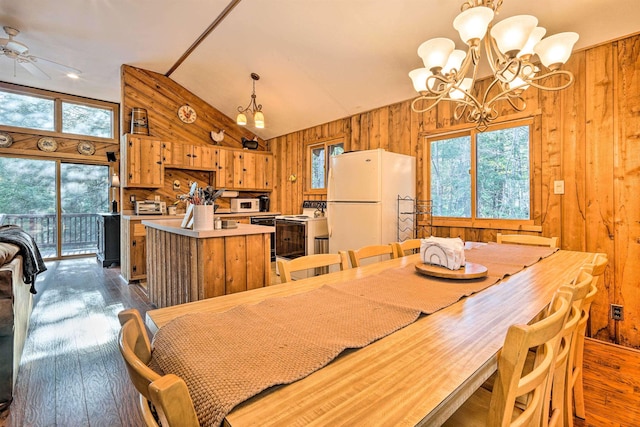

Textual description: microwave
[230,198,260,213]
[135,200,166,215]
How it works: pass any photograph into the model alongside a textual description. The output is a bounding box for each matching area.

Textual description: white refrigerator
[327,149,415,266]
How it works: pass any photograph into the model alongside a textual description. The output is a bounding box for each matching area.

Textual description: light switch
[553,180,565,195]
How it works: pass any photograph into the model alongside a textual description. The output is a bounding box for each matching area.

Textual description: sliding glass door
[0,156,109,259]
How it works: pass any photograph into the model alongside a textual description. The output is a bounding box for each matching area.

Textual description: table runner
[151,243,556,426]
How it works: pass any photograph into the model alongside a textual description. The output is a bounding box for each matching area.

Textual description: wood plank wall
[120,65,268,210]
[266,33,640,349]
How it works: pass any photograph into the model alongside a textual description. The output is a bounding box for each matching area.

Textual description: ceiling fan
[0,25,81,79]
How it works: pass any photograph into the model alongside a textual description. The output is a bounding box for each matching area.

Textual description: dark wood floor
[2,258,639,426]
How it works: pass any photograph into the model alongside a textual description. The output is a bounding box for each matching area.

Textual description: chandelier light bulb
[409,68,432,93]
[236,112,247,126]
[534,32,579,69]
[490,15,538,57]
[442,50,466,75]
[453,6,494,45]
[518,27,547,58]
[418,38,455,73]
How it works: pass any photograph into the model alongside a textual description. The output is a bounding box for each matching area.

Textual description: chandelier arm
[525,70,575,91]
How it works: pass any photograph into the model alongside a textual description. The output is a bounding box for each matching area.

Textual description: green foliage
[0,158,109,215]
[0,92,54,131]
[429,125,530,220]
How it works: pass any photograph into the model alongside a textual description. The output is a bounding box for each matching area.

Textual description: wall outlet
[611,304,624,321]
[553,180,565,195]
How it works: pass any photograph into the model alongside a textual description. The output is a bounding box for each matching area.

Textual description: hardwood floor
[4,258,152,427]
[1,258,638,426]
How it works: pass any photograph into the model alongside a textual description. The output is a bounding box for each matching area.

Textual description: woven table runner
[151,243,556,426]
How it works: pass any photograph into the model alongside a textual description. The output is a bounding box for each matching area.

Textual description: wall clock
[178,105,197,123]
[0,131,13,148]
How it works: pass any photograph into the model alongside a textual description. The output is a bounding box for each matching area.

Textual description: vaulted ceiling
[1,0,639,139]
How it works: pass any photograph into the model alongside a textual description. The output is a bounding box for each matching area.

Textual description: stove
[275,201,328,280]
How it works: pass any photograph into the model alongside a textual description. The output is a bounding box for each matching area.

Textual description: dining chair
[496,233,559,248]
[348,244,397,267]
[118,309,199,427]
[391,238,422,258]
[277,251,349,283]
[566,253,607,426]
[547,271,593,427]
[442,287,572,427]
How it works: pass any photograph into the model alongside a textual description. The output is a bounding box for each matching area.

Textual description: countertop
[121,211,280,220]
[141,219,275,238]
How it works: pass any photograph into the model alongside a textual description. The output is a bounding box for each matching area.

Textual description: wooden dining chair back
[547,272,593,427]
[443,288,572,427]
[277,251,349,283]
[496,233,559,249]
[392,239,422,258]
[565,253,606,425]
[118,309,199,427]
[348,244,397,268]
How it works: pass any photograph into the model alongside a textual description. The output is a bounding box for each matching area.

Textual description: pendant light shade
[534,32,579,69]
[490,15,538,57]
[453,6,494,44]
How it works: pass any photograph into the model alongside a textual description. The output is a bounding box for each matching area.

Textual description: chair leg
[573,368,586,419]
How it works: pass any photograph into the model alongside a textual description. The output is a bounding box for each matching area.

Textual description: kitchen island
[142,219,274,308]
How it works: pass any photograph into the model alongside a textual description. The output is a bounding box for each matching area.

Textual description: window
[428,122,531,222]
[307,139,344,192]
[0,82,118,142]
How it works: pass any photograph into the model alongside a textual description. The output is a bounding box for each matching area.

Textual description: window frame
[305,137,344,195]
[0,81,120,144]
[426,118,539,231]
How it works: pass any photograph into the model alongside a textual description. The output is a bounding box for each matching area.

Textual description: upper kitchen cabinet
[164,141,214,170]
[213,147,235,189]
[255,152,273,190]
[122,134,164,188]
[214,147,274,191]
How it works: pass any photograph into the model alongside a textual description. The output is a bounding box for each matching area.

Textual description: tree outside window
[307,140,344,192]
[428,123,531,221]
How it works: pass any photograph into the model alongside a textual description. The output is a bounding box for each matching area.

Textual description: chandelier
[236,73,265,129]
[409,0,578,131]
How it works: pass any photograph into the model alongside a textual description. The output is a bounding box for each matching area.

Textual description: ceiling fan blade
[18,59,51,79]
[29,55,81,75]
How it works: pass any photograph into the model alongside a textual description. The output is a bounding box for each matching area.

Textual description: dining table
[145,245,594,426]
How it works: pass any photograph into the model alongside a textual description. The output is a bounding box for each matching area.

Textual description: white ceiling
[1,0,639,139]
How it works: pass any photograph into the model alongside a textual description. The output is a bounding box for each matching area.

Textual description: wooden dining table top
[145,247,594,427]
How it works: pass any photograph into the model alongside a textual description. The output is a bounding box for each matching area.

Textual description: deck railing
[0,213,100,257]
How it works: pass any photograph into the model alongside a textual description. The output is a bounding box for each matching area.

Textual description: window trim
[426,118,539,231]
[0,81,120,144]
[304,137,344,195]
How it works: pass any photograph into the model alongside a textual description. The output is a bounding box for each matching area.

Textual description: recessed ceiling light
[67,72,80,79]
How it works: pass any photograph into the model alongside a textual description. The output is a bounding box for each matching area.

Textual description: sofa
[0,243,34,409]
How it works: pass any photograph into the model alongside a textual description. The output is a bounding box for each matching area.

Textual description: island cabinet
[122,134,164,188]
[163,141,214,170]
[120,217,147,282]
[144,220,273,308]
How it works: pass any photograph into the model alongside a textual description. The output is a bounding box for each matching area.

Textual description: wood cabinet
[122,134,164,188]
[233,151,256,189]
[121,217,147,282]
[213,147,235,189]
[255,152,273,190]
[164,141,214,170]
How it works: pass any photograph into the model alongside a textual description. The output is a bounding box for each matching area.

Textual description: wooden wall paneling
[349,115,360,152]
[122,66,261,150]
[539,75,563,242]
[225,236,247,294]
[561,51,587,252]
[615,36,640,347]
[585,43,616,343]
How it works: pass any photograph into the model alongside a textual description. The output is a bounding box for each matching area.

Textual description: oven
[250,216,276,261]
[275,208,328,280]
[275,218,306,260]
